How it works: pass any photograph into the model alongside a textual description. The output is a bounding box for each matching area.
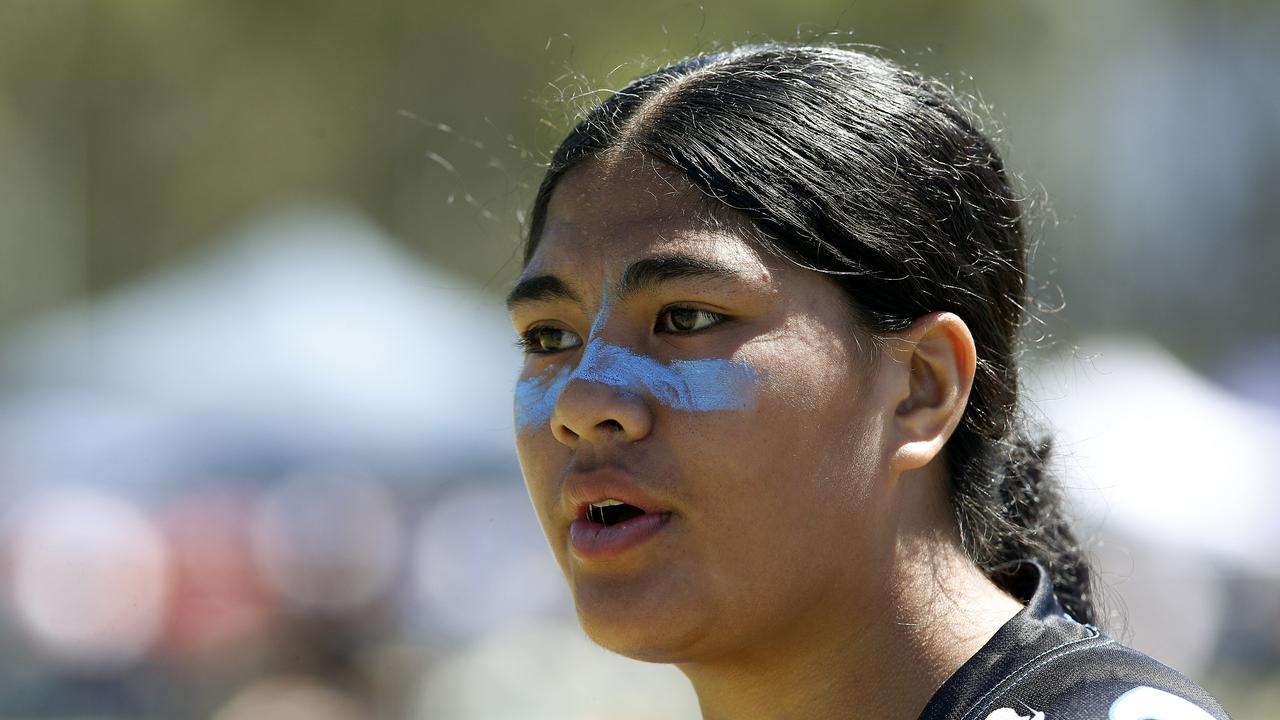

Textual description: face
[508,154,900,664]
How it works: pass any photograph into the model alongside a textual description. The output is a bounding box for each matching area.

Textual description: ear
[884,312,977,474]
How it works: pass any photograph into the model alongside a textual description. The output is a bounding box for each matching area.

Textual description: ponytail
[954,433,1095,624]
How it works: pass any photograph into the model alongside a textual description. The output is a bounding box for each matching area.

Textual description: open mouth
[570,498,673,561]
[585,499,647,526]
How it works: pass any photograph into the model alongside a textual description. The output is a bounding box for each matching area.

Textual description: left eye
[658,306,724,334]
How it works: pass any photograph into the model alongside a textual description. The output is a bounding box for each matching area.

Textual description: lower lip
[569,512,673,562]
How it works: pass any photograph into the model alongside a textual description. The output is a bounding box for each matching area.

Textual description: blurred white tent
[1030,336,1280,575]
[0,202,522,486]
[1028,336,1280,676]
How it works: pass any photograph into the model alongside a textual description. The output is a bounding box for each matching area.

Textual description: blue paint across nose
[513,338,758,432]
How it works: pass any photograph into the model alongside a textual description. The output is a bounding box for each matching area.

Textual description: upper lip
[562,466,673,521]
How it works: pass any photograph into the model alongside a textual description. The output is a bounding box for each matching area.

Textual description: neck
[676,465,1023,720]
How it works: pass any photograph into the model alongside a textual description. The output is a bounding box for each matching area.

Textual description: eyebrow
[506,254,743,311]
[617,255,742,298]
[505,274,582,310]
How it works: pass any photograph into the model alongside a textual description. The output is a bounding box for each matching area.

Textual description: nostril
[552,423,579,446]
[598,419,623,432]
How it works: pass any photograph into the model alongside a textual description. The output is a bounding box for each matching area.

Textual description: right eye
[517,326,583,355]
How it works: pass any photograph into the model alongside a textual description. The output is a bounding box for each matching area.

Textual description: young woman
[506,44,1230,720]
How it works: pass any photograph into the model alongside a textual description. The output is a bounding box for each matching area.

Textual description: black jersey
[918,563,1231,720]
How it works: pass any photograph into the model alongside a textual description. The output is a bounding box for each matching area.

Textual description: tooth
[590,499,625,508]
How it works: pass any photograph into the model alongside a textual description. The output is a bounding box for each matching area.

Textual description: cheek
[744,329,867,451]
[512,367,568,520]
[514,364,571,433]
[660,355,759,412]
[512,419,566,532]
[682,332,880,552]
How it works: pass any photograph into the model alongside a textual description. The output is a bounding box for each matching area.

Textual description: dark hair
[523,44,1095,624]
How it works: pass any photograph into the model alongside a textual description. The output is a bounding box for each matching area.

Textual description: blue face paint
[513,295,759,433]
[513,341,758,432]
[514,364,573,432]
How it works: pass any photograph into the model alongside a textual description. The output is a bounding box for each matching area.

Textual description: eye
[517,325,583,355]
[657,306,725,334]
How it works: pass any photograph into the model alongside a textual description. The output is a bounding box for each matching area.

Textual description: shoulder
[963,631,1230,720]
[917,562,1231,720]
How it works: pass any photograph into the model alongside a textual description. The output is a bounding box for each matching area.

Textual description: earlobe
[887,312,977,472]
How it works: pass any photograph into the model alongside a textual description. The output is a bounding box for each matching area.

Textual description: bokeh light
[413,482,569,639]
[8,487,170,668]
[156,489,274,661]
[251,468,400,615]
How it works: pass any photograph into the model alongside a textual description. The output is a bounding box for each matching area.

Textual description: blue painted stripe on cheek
[575,340,758,412]
[666,355,758,411]
[514,364,572,432]
[513,339,758,433]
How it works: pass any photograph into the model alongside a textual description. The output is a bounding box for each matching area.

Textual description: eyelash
[656,305,725,334]
[516,306,728,355]
[515,326,580,355]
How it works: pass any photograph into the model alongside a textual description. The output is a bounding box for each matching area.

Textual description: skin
[509,152,1024,720]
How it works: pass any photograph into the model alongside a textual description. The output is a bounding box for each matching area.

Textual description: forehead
[525,154,769,282]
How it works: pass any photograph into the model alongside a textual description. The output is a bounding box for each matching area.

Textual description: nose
[551,365,653,448]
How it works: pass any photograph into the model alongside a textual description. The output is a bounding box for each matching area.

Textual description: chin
[570,574,711,664]
[578,614,704,665]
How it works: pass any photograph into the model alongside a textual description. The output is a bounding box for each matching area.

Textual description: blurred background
[0,1,1277,718]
